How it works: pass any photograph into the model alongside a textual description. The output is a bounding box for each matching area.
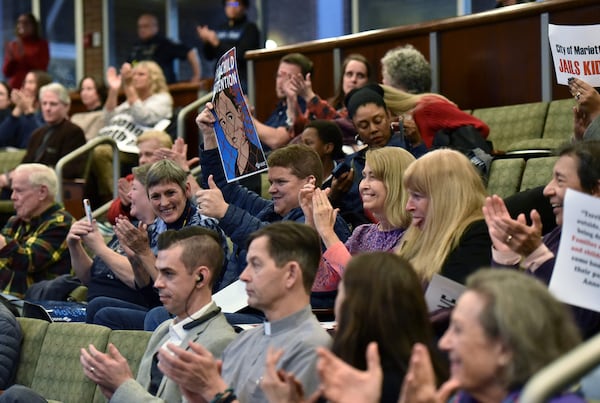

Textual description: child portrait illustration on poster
[212,47,267,182]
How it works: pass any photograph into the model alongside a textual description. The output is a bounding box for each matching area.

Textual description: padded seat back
[14,318,50,388]
[0,149,27,216]
[520,156,559,192]
[29,322,111,403]
[486,158,525,198]
[92,330,153,403]
[472,102,549,152]
[543,98,575,140]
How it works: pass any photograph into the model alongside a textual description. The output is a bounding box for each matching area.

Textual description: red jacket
[3,37,49,89]
[413,95,489,149]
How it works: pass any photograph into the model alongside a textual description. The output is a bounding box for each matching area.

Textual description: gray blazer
[110,301,237,403]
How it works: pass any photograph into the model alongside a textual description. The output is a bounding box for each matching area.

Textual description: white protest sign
[213,280,247,313]
[548,24,600,87]
[424,274,465,313]
[550,189,600,313]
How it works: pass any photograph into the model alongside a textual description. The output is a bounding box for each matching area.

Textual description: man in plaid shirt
[0,163,73,298]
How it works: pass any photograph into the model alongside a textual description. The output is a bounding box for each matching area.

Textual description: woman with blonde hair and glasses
[398,148,491,284]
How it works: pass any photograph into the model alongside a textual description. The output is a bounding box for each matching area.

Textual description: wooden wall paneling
[438,14,541,110]
[252,54,286,122]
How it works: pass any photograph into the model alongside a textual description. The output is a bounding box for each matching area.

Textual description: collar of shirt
[162,301,213,348]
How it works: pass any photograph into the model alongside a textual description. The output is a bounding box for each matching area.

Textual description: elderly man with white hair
[0,163,74,298]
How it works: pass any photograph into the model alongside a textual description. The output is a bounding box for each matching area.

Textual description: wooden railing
[245,0,599,122]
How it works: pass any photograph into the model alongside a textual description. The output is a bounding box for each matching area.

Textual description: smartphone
[332,161,351,178]
[83,199,93,224]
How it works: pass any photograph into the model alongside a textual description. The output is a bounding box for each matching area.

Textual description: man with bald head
[128,13,201,84]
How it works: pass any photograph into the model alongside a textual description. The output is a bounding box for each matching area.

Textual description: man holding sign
[483,141,600,339]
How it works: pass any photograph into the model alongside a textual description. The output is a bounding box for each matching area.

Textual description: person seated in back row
[0,70,52,149]
[0,82,87,194]
[252,53,314,151]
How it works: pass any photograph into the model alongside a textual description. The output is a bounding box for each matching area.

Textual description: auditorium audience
[0,227,236,403]
[0,70,52,149]
[262,252,447,403]
[483,140,600,339]
[328,84,425,229]
[311,270,583,403]
[397,148,491,285]
[2,13,49,90]
[157,222,331,403]
[80,227,236,402]
[0,82,87,194]
[196,103,351,311]
[89,159,228,330]
[301,147,414,284]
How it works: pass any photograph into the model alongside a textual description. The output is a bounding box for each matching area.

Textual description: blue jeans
[143,306,173,331]
[86,296,148,330]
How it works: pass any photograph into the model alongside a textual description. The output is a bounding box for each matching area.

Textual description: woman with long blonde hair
[398,148,491,284]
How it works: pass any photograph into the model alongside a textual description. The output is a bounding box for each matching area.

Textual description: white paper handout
[424,274,466,313]
[548,24,600,87]
[550,189,600,313]
[212,280,248,313]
